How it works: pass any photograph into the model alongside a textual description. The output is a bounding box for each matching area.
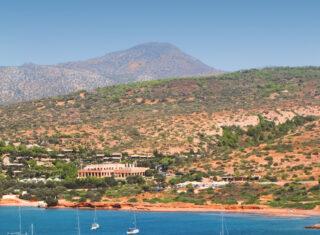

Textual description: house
[111,153,122,157]
[218,175,260,182]
[103,156,121,162]
[56,154,65,158]
[103,153,122,162]
[130,154,154,159]
[96,154,105,157]
[2,155,23,167]
[36,158,54,167]
[16,156,33,161]
[26,144,40,149]
[13,170,23,176]
[175,180,229,190]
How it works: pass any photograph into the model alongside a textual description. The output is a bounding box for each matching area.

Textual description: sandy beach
[1,195,320,218]
[0,195,39,207]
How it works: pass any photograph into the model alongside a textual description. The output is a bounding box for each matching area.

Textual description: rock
[305,224,320,229]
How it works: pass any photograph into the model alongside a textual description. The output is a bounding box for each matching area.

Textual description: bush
[128,198,138,203]
[126,175,145,185]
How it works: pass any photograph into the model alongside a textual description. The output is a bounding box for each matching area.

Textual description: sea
[0,207,319,235]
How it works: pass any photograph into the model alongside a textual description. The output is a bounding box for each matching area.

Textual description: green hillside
[0,67,319,153]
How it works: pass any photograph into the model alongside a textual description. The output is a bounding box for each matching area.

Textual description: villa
[77,163,148,179]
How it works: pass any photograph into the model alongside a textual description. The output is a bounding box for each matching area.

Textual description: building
[96,154,105,157]
[102,153,122,162]
[26,144,40,149]
[175,179,229,190]
[111,153,122,158]
[103,156,121,162]
[217,175,260,182]
[36,158,54,167]
[130,154,154,159]
[2,155,23,167]
[77,163,148,179]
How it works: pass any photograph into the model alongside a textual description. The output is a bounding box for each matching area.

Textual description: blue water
[0,207,319,235]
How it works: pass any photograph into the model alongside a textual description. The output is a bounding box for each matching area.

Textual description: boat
[219,206,229,235]
[126,209,139,234]
[7,207,27,235]
[91,223,100,230]
[77,208,81,235]
[90,207,100,230]
[127,228,139,234]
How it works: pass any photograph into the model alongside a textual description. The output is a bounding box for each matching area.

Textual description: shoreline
[1,197,320,218]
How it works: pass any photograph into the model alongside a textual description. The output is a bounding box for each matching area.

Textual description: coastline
[1,196,320,218]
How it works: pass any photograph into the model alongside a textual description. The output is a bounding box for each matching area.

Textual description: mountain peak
[59,42,222,79]
[22,62,37,67]
[0,42,223,104]
[128,42,178,51]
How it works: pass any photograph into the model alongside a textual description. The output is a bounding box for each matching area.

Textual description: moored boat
[127,228,139,234]
[91,222,100,230]
[127,209,139,234]
[90,206,100,230]
[7,207,27,235]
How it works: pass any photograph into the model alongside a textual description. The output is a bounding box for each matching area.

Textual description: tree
[154,174,166,185]
[169,177,181,185]
[126,175,145,185]
[186,184,194,194]
[105,177,118,187]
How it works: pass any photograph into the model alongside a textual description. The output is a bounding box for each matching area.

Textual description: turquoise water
[0,207,319,235]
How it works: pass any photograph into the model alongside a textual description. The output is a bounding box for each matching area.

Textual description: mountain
[57,42,221,80]
[0,63,112,104]
[0,42,222,104]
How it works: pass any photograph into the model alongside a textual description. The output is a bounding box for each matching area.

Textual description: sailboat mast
[221,213,224,235]
[19,207,22,235]
[77,208,81,235]
[134,210,137,229]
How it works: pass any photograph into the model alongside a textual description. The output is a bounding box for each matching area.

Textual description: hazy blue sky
[1,0,319,71]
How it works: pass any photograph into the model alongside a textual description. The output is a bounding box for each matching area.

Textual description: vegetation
[0,67,319,154]
[0,67,319,210]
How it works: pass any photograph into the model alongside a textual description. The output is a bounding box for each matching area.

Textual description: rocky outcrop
[305,224,320,229]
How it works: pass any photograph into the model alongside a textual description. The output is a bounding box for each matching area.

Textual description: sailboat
[127,209,139,234]
[220,212,224,235]
[77,208,81,235]
[90,207,100,230]
[7,207,27,235]
[219,207,229,235]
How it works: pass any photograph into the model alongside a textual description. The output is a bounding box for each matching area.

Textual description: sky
[0,0,319,71]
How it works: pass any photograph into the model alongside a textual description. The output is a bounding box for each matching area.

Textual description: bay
[0,207,319,235]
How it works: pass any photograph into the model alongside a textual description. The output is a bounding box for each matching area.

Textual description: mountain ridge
[0,42,222,104]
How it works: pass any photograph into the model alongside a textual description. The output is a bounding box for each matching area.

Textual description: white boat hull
[127,228,139,234]
[91,223,100,230]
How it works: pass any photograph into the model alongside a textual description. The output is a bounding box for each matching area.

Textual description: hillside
[0,66,320,210]
[0,42,221,104]
[0,66,319,157]
[192,115,320,181]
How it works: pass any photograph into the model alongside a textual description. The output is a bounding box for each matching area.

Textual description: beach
[1,195,320,218]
